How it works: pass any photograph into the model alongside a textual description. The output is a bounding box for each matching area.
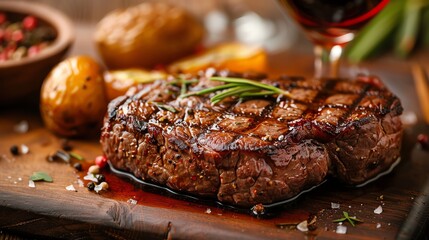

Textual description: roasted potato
[94,2,204,69]
[40,56,108,137]
[168,43,267,74]
[104,69,167,101]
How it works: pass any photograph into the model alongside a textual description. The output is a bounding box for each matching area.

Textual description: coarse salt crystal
[205,208,212,214]
[83,174,98,182]
[14,120,29,133]
[400,111,417,126]
[20,144,29,154]
[127,199,138,205]
[18,177,22,181]
[28,180,35,188]
[77,179,84,187]
[376,223,381,228]
[297,220,308,232]
[374,205,383,214]
[66,185,76,191]
[336,225,347,234]
[331,202,340,209]
[94,184,103,193]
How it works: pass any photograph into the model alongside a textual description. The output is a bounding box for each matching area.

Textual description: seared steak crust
[100,71,403,207]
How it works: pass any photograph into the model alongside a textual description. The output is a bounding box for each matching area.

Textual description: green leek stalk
[346,0,405,62]
[395,0,429,57]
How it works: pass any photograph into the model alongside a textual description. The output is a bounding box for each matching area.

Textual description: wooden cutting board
[1,53,429,240]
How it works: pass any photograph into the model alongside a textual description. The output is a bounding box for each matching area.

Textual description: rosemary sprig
[169,78,199,96]
[180,77,290,104]
[333,211,363,227]
[150,102,177,113]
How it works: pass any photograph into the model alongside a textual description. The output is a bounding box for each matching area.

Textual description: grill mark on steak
[101,70,403,207]
[335,83,371,129]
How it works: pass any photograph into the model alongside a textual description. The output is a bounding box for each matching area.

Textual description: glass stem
[313,44,343,78]
[329,45,342,78]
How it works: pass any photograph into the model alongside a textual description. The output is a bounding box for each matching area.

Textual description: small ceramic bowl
[0,1,74,106]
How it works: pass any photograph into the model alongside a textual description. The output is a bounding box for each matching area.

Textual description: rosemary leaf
[240,90,276,98]
[332,211,363,227]
[180,83,237,98]
[332,217,347,223]
[151,102,177,113]
[210,77,290,96]
[210,85,259,103]
[347,217,356,227]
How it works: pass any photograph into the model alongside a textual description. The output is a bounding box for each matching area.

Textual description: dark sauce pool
[76,157,401,230]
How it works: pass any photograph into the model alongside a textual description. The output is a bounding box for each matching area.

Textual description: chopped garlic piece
[331,202,340,209]
[20,144,29,154]
[28,180,35,188]
[66,185,76,191]
[336,225,347,234]
[297,220,308,232]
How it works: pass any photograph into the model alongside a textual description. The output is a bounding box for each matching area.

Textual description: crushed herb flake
[69,152,84,161]
[30,171,53,182]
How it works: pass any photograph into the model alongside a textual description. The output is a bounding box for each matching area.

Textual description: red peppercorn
[22,15,38,30]
[0,13,6,25]
[95,155,108,168]
[11,30,24,42]
[27,45,40,57]
[417,134,429,150]
[0,52,6,62]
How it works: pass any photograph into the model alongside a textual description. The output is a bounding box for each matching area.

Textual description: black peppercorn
[96,174,105,183]
[10,145,19,155]
[417,134,429,150]
[60,138,73,151]
[73,162,82,171]
[87,182,95,191]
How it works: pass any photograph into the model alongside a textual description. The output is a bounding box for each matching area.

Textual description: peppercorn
[95,155,108,168]
[10,145,19,155]
[73,162,83,171]
[87,182,95,191]
[88,165,100,174]
[60,138,73,151]
[96,174,105,183]
[417,134,429,150]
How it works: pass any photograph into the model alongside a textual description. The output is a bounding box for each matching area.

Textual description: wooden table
[1,18,429,240]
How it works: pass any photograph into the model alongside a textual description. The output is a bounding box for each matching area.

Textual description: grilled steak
[100,70,403,207]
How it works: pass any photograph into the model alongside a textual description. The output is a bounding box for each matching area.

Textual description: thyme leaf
[333,211,363,227]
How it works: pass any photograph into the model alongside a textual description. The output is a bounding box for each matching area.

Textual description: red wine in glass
[277,0,390,77]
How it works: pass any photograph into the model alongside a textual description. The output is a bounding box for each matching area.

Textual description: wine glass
[276,0,390,78]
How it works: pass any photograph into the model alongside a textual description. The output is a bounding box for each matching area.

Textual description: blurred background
[3,0,428,69]
[0,0,308,60]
